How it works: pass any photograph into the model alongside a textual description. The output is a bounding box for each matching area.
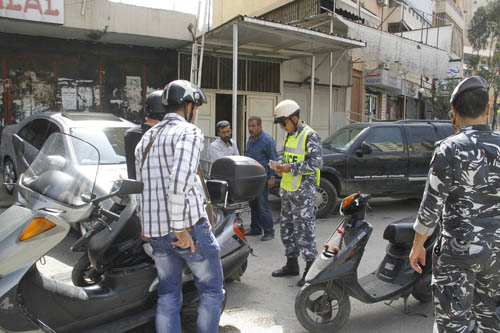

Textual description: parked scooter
[0,133,265,333]
[294,192,438,332]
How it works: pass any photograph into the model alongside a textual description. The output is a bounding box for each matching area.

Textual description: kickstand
[384,295,428,318]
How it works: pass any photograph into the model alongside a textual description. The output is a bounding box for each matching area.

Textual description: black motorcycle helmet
[161,80,207,122]
[145,90,167,121]
[162,80,207,107]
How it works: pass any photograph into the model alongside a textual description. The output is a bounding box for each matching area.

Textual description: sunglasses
[274,117,288,126]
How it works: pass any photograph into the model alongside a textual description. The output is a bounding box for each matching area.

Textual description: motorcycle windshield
[22,133,99,207]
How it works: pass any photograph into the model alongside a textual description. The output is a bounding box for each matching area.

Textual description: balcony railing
[436,0,463,18]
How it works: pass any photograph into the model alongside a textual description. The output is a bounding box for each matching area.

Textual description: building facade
[0,0,196,125]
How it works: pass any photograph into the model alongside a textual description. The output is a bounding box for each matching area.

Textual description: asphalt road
[0,184,431,332]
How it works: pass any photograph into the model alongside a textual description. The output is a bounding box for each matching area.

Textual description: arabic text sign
[0,0,64,25]
[447,62,462,78]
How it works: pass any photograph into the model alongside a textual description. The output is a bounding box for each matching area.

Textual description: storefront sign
[0,0,64,25]
[446,61,462,78]
[365,69,401,92]
[403,80,419,98]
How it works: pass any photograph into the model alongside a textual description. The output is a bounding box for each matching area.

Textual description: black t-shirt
[124,124,152,179]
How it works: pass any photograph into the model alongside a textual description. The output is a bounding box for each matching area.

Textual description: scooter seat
[383,219,415,245]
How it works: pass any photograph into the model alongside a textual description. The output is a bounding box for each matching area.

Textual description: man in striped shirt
[135,80,224,333]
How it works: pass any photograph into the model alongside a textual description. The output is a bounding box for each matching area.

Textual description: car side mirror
[355,143,372,157]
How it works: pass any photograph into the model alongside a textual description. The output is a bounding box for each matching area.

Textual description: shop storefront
[364,68,401,121]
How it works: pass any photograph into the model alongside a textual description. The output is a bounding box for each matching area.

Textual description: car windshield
[70,127,128,165]
[323,127,367,152]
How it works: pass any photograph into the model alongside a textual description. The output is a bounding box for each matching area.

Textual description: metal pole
[232,24,238,146]
[197,0,209,86]
[329,19,333,131]
[358,0,361,22]
[310,55,315,125]
[381,3,384,30]
[403,78,407,119]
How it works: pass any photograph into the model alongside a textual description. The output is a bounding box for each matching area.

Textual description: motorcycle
[294,192,438,332]
[0,133,264,333]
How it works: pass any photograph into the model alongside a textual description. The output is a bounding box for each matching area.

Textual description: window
[407,126,436,152]
[363,127,404,153]
[70,127,129,164]
[18,119,55,149]
[324,126,367,152]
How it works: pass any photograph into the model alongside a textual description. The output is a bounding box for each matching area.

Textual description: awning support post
[310,55,315,125]
[232,24,238,143]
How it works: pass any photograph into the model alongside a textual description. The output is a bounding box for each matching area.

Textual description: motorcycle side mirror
[355,143,372,157]
[92,179,144,205]
[46,155,66,170]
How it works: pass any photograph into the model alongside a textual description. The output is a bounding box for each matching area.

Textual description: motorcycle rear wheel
[72,254,104,287]
[295,283,350,333]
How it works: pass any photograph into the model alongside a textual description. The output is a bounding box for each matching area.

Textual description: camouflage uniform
[414,125,500,333]
[279,124,323,261]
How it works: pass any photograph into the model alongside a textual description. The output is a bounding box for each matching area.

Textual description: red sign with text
[0,0,64,24]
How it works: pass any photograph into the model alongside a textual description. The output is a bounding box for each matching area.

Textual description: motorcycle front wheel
[295,283,351,333]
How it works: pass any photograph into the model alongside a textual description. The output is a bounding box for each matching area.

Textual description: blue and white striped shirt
[135,113,207,237]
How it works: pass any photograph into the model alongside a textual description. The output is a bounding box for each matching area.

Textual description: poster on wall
[125,75,143,114]
[61,87,77,111]
[78,86,94,109]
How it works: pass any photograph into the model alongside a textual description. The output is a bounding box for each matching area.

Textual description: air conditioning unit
[377,0,389,6]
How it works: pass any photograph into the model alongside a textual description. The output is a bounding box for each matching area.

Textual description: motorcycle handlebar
[100,208,120,221]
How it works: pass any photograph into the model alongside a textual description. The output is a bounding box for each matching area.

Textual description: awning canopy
[198,15,366,60]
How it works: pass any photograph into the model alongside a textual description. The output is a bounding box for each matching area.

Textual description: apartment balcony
[435,0,465,30]
[387,3,432,33]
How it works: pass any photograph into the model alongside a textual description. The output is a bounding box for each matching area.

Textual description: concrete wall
[212,0,290,27]
[0,1,195,49]
[67,1,195,42]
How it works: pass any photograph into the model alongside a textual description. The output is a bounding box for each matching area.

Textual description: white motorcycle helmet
[274,100,300,130]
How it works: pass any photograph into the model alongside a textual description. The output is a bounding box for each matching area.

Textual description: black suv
[272,120,454,218]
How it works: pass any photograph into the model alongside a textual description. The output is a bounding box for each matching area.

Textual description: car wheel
[315,178,338,218]
[3,158,17,194]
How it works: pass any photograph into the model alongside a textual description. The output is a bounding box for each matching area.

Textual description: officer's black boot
[297,260,314,287]
[272,257,299,277]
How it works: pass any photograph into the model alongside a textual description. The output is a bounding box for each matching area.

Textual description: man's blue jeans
[148,219,224,333]
[249,187,275,236]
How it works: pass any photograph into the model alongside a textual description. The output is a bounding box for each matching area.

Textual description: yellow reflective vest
[280,125,320,192]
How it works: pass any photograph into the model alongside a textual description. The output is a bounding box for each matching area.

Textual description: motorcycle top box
[210,156,266,203]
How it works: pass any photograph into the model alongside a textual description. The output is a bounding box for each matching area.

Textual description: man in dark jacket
[410,76,500,332]
[124,90,166,179]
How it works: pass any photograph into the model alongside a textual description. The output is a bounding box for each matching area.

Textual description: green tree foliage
[467,0,500,128]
